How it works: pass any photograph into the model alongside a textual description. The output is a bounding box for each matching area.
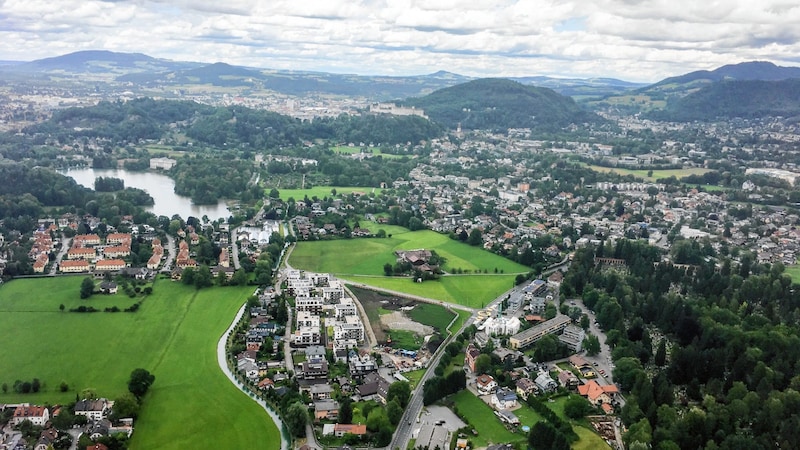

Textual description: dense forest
[15,98,442,149]
[649,79,800,122]
[404,78,601,131]
[562,241,800,449]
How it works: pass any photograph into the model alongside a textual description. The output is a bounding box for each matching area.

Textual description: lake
[62,168,231,221]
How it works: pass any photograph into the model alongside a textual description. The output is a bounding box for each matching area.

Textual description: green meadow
[289,227,525,307]
[331,145,407,159]
[275,186,382,201]
[290,228,528,275]
[0,277,280,450]
[787,265,800,283]
[587,165,711,183]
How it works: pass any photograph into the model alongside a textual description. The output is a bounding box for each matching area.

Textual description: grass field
[276,186,382,201]
[449,390,523,447]
[407,303,457,333]
[450,391,610,449]
[290,229,529,276]
[290,227,526,307]
[387,329,424,351]
[587,165,711,183]
[0,277,280,450]
[331,145,407,159]
[787,265,800,283]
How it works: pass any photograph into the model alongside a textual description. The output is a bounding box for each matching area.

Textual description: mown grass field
[290,228,528,276]
[787,265,800,283]
[331,145,407,159]
[586,165,711,183]
[0,277,280,450]
[276,186,382,201]
[407,303,457,333]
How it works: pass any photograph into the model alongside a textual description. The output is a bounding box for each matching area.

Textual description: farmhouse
[12,405,50,426]
[74,398,110,421]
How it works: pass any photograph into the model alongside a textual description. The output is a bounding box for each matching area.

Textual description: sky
[1,0,800,83]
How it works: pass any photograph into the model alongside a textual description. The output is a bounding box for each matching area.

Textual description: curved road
[217,303,289,450]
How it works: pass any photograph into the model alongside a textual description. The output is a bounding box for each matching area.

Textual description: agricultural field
[276,186,382,201]
[586,165,712,183]
[0,277,280,450]
[290,227,528,276]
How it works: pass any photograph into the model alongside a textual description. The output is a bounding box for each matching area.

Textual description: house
[74,398,110,421]
[465,344,481,373]
[35,428,59,450]
[558,324,585,352]
[476,374,498,394]
[300,359,329,380]
[534,372,558,393]
[310,383,334,400]
[578,380,619,411]
[558,371,580,389]
[569,354,592,370]
[99,281,118,294]
[313,399,340,421]
[333,424,367,437]
[59,260,90,273]
[258,378,275,390]
[86,444,109,450]
[494,409,520,425]
[12,404,50,426]
[491,387,518,410]
[95,259,126,272]
[515,378,538,400]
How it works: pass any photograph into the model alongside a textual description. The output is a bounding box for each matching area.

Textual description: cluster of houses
[57,233,131,274]
[1,399,133,450]
[285,270,365,352]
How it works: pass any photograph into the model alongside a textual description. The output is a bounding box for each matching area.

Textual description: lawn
[451,391,610,450]
[587,165,711,183]
[276,186,382,201]
[331,145,407,159]
[448,390,523,447]
[403,369,425,388]
[407,303,457,333]
[786,264,800,283]
[0,277,280,450]
[387,329,424,351]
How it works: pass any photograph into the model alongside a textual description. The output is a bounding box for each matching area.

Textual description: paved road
[389,281,523,450]
[230,227,242,270]
[162,234,176,272]
[216,303,289,450]
[50,236,71,275]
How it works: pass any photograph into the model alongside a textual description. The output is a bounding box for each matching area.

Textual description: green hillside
[404,78,600,131]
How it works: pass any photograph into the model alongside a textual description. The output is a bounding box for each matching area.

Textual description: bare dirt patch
[380,311,435,335]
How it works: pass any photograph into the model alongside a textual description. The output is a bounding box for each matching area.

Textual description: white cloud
[0,0,799,82]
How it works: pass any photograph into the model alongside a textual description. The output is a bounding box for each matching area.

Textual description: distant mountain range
[0,50,643,100]
[3,51,800,122]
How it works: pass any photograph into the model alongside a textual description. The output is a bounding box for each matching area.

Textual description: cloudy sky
[1,0,799,82]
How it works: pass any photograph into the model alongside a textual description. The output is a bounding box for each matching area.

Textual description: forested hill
[403,78,601,131]
[19,98,443,148]
[648,79,800,122]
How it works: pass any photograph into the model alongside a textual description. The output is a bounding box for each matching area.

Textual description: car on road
[599,369,606,375]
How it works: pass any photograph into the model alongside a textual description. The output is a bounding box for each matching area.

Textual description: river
[62,168,231,221]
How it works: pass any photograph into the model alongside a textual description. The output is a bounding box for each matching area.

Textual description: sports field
[0,277,280,450]
[587,165,711,182]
